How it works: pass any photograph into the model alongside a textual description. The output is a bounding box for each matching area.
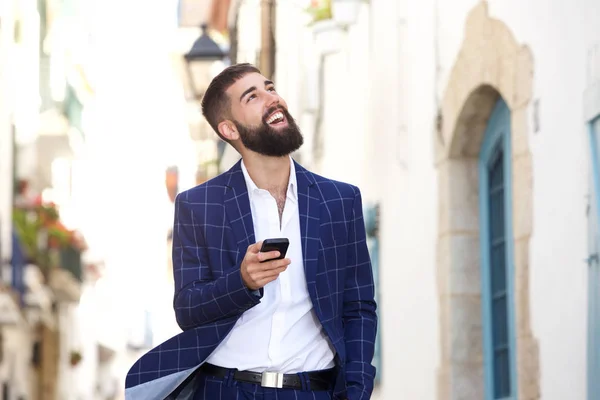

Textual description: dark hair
[201,63,261,142]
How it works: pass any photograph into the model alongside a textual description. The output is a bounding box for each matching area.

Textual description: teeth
[267,112,284,124]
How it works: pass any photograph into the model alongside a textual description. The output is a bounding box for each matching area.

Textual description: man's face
[225,72,303,157]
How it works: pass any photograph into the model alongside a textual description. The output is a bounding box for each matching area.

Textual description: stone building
[227,0,600,398]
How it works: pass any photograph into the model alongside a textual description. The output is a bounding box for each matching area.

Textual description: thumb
[249,240,263,254]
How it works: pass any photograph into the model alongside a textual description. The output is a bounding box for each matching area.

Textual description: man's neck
[241,152,291,192]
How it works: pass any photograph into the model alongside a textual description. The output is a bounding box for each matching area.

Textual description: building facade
[1,0,125,399]
[230,0,600,399]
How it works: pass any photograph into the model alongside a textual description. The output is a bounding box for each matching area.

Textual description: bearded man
[125,63,377,400]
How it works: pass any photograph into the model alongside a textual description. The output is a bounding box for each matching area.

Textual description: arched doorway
[435,3,538,399]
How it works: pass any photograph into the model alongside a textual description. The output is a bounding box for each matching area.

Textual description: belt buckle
[260,371,284,388]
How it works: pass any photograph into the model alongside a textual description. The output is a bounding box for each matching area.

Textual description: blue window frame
[364,204,381,383]
[587,116,600,400]
[479,98,518,400]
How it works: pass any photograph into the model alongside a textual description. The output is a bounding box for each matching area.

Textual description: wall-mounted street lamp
[182,23,228,174]
[183,23,226,100]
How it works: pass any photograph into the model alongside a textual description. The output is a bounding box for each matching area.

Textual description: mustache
[262,105,287,122]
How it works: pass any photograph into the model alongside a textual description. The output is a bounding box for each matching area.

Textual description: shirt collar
[241,156,298,202]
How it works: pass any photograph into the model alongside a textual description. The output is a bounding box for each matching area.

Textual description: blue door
[479,98,518,400]
[587,116,600,400]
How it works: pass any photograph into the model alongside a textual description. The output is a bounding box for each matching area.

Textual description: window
[479,98,518,400]
[587,116,600,400]
[364,203,381,383]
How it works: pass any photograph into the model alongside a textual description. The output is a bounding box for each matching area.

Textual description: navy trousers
[191,372,335,400]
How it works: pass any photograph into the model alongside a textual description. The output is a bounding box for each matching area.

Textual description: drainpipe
[259,0,276,78]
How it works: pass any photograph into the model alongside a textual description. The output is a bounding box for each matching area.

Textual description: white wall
[235,0,261,65]
[368,0,441,398]
[310,6,371,190]
[237,2,441,398]
[57,303,78,400]
[496,1,593,398]
[0,0,15,276]
[236,1,596,398]
[0,324,34,399]
[371,0,595,399]
[0,6,35,399]
[268,2,441,398]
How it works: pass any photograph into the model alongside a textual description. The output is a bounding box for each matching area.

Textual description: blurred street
[0,0,599,399]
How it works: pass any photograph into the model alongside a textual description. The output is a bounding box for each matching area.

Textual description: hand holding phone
[240,238,291,290]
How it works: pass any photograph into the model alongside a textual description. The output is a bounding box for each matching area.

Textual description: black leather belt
[198,363,334,391]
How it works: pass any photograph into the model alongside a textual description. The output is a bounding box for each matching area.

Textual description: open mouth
[266,111,287,126]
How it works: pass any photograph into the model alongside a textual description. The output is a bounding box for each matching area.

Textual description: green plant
[306,0,332,23]
[13,201,87,279]
[69,350,82,366]
[12,207,41,263]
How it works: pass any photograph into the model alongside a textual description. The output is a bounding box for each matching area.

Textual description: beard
[234,106,304,157]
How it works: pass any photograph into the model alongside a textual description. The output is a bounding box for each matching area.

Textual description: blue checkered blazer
[125,160,377,400]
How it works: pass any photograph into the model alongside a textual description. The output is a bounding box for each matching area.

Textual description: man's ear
[218,120,239,142]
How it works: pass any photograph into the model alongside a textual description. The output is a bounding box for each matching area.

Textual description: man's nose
[265,91,280,108]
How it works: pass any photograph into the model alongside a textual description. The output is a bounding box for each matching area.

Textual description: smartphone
[259,238,289,262]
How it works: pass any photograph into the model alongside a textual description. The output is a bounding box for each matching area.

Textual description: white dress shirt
[205,158,336,373]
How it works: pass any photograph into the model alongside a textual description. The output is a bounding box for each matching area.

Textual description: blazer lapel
[295,161,321,291]
[222,159,320,287]
[223,160,255,258]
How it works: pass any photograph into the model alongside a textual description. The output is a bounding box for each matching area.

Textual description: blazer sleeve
[171,193,261,331]
[343,188,378,399]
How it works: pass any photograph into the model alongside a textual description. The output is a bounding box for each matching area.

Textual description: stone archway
[435,2,539,400]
